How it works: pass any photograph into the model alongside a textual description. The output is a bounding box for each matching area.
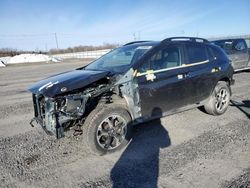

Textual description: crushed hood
[28,69,109,97]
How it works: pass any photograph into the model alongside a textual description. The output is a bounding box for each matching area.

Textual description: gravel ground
[0,61,249,188]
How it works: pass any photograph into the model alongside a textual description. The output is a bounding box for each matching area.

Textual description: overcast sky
[0,0,250,50]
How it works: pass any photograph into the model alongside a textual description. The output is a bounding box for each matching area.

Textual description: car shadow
[110,108,171,187]
[230,100,250,119]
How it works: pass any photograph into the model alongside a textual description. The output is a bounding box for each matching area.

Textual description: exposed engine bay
[30,82,112,138]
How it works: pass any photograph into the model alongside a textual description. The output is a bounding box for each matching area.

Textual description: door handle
[215,67,221,71]
[183,72,190,78]
[177,72,190,79]
[212,67,221,72]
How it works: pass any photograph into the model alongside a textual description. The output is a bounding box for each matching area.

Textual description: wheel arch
[217,76,232,95]
[218,77,230,85]
[208,76,232,99]
[98,93,134,119]
[111,94,135,121]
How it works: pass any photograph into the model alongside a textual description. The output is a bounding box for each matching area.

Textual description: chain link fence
[51,49,112,59]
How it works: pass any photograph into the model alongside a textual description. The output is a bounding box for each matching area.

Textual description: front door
[135,44,193,118]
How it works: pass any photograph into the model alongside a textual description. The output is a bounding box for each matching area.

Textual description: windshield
[85,44,153,73]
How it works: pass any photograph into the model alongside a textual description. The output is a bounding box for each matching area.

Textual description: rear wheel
[204,82,231,115]
[83,103,133,155]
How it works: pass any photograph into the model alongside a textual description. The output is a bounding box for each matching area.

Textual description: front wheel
[204,81,231,115]
[83,104,133,155]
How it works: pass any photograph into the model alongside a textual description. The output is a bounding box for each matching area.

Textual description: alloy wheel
[215,88,229,112]
[96,114,127,150]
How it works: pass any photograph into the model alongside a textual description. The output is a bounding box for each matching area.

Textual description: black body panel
[136,67,193,117]
[28,69,109,97]
[133,40,234,119]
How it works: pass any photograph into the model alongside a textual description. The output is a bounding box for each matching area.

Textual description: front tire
[204,81,231,115]
[83,103,133,155]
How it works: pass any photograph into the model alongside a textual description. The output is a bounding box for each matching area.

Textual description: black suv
[29,37,234,154]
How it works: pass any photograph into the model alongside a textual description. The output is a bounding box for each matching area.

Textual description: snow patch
[0,56,11,64]
[6,54,61,64]
[0,60,6,67]
[0,54,61,67]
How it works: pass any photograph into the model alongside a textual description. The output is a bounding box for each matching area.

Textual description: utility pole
[138,31,141,40]
[54,33,59,49]
[133,33,136,41]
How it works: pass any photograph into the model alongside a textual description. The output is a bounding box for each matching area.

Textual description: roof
[125,37,209,47]
[124,41,160,46]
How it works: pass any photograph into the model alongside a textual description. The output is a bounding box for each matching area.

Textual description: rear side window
[186,44,208,64]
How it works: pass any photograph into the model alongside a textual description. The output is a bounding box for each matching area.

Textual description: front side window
[138,46,181,72]
[186,44,208,64]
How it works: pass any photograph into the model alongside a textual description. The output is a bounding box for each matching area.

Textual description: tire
[204,81,231,116]
[82,103,133,155]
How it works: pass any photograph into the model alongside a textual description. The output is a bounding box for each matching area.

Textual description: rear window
[186,44,208,64]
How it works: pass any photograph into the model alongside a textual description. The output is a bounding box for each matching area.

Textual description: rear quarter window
[209,45,229,62]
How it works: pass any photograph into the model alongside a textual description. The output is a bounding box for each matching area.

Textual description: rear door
[135,44,193,118]
[184,43,216,103]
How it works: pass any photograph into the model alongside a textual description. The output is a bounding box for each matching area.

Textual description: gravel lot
[0,61,249,188]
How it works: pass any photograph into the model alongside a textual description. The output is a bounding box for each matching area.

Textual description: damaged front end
[29,69,113,138]
[28,42,154,140]
[30,83,110,138]
[30,92,87,138]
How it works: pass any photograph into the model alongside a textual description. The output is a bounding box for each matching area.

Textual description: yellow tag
[133,69,138,77]
[146,73,156,81]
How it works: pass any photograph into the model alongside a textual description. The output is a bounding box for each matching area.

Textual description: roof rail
[124,41,152,46]
[161,37,209,43]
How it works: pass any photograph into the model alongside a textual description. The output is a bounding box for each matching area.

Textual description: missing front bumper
[31,94,65,139]
[30,116,65,138]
